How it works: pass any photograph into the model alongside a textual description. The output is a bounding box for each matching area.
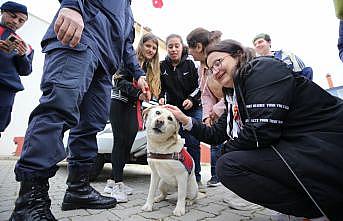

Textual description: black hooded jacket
[160,52,201,112]
[188,56,343,209]
[111,62,149,104]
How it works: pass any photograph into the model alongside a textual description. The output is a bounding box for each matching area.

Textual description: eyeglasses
[208,55,230,75]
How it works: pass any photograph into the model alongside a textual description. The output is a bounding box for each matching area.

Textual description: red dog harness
[147,148,194,174]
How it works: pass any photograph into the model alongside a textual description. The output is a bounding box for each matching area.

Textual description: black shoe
[207,177,221,187]
[9,179,56,221]
[61,165,117,211]
[62,185,117,210]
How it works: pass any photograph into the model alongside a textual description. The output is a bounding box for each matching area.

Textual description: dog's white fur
[141,106,198,216]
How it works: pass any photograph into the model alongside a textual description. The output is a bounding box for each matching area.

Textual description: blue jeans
[15,47,112,181]
[210,144,222,179]
[179,107,202,182]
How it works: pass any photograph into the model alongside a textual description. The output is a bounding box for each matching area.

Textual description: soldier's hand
[54,8,84,48]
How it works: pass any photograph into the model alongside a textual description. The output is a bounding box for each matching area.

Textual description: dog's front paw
[142,203,153,212]
[173,206,185,216]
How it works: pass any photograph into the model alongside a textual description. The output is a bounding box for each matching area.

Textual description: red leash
[133,81,150,130]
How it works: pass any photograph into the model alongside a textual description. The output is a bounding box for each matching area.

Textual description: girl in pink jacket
[187,28,225,187]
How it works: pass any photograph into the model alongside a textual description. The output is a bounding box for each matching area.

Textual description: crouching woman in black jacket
[165,39,343,221]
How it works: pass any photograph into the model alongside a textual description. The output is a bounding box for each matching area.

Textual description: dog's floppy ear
[142,106,154,120]
[142,106,154,129]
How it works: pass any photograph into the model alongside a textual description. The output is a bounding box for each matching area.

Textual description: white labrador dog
[141,106,198,216]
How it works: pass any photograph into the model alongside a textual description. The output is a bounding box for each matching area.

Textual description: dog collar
[147,148,193,174]
[148,151,184,161]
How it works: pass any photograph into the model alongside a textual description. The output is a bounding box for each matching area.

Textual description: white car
[65,101,156,180]
[90,123,147,180]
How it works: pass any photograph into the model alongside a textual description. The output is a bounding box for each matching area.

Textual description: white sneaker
[110,182,128,203]
[122,182,133,195]
[197,181,207,193]
[104,179,133,195]
[103,179,115,194]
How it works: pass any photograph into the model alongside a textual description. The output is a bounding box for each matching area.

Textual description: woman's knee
[216,153,232,182]
[216,152,245,183]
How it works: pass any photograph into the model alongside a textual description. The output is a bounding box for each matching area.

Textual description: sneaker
[207,177,221,187]
[104,179,133,195]
[122,183,133,195]
[104,179,115,194]
[110,182,128,203]
[197,181,207,193]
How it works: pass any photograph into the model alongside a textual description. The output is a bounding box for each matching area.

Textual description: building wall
[0,14,166,155]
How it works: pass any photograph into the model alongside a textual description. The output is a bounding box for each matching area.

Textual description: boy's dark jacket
[0,24,34,91]
[189,56,343,205]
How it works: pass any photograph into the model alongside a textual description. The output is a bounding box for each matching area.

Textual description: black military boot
[61,167,117,210]
[9,179,56,221]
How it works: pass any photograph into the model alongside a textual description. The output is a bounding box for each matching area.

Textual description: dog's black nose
[155,119,164,128]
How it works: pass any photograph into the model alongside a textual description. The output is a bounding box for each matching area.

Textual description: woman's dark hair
[166,34,189,58]
[186,28,222,52]
[245,47,256,61]
[166,33,184,46]
[206,39,253,72]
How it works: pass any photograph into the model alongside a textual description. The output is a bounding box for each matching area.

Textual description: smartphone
[7,35,16,43]
[5,34,20,46]
[4,34,21,52]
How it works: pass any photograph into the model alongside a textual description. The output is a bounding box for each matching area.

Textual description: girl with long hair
[104,33,161,203]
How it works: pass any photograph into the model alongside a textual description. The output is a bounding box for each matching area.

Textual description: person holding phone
[0,1,33,137]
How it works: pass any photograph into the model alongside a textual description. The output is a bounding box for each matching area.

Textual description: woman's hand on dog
[163,104,190,126]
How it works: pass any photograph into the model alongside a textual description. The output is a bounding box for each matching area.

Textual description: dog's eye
[167,116,173,121]
[156,111,161,115]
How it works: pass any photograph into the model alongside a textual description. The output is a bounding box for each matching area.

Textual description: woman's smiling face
[206,51,237,88]
[142,39,158,61]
